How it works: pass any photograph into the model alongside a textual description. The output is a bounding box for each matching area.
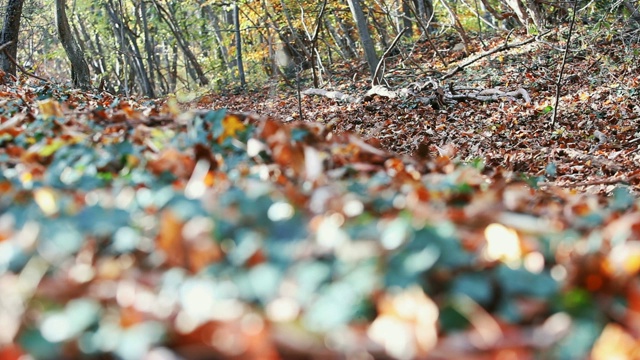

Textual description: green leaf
[497,265,558,298]
[451,273,493,305]
[610,186,635,210]
[546,162,557,177]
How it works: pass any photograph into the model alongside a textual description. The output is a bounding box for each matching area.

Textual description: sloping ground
[0,27,639,359]
[200,27,640,195]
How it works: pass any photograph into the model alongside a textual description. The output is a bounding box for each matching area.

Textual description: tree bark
[140,0,157,96]
[55,0,91,89]
[234,1,246,88]
[346,0,379,83]
[0,0,25,81]
[402,1,414,36]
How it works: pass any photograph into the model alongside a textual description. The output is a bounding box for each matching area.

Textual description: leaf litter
[0,28,639,359]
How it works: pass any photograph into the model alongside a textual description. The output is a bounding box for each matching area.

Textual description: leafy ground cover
[0,26,639,359]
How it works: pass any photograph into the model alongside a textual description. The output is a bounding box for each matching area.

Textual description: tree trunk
[151,0,209,86]
[140,0,157,96]
[346,0,379,83]
[203,5,232,74]
[415,0,435,23]
[55,0,91,89]
[402,1,414,36]
[0,0,25,81]
[104,0,154,97]
[234,1,246,88]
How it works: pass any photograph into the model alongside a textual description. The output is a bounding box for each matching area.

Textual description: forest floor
[1,24,640,360]
[196,26,640,195]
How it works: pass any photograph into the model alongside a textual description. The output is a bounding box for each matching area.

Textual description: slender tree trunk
[168,42,178,92]
[234,1,246,87]
[0,0,25,81]
[347,0,379,83]
[203,5,231,73]
[151,0,209,86]
[140,0,157,95]
[56,0,91,89]
[104,0,154,97]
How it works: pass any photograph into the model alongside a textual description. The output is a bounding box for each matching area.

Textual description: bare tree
[56,0,91,89]
[150,0,209,87]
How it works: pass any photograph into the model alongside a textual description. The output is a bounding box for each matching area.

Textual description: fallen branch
[449,87,531,103]
[440,30,550,80]
[303,82,531,107]
[301,88,358,103]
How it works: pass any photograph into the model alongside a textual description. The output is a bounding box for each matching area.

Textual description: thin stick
[0,41,50,83]
[551,0,579,127]
[372,27,408,86]
[0,41,13,53]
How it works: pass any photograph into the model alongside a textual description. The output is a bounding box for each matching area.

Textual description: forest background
[0,0,640,359]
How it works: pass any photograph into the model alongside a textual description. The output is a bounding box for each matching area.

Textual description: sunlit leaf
[37,98,63,118]
[33,188,58,216]
[484,223,521,264]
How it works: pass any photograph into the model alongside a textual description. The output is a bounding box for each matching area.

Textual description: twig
[0,41,13,53]
[372,27,408,86]
[551,0,579,127]
[623,132,640,146]
[440,31,549,80]
[0,41,50,83]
